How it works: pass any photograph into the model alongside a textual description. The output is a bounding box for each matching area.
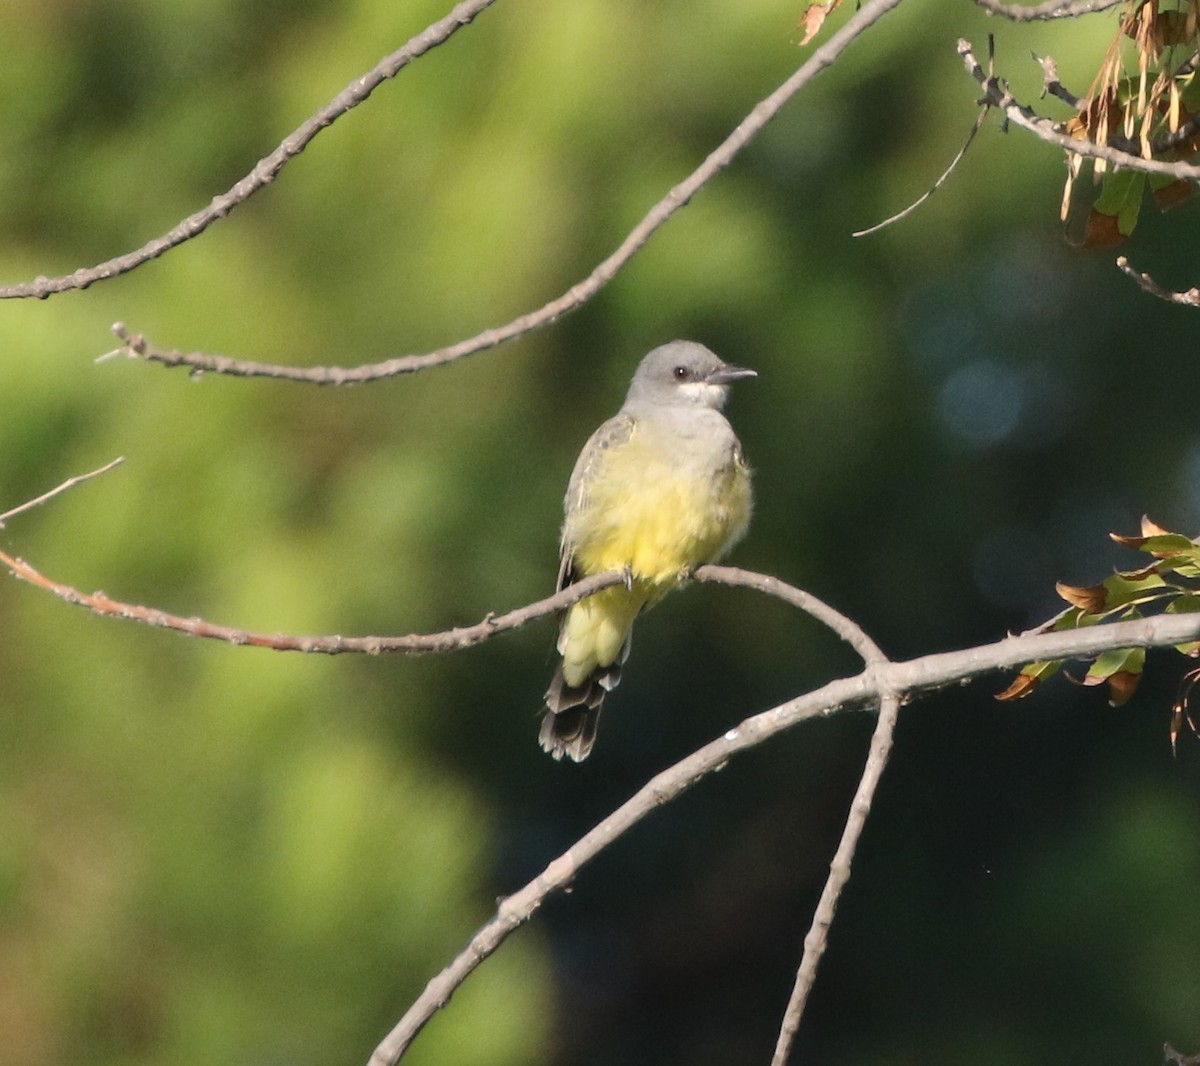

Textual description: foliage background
[1,0,1199,1063]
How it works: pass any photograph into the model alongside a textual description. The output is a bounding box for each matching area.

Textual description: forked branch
[4,466,1197,1065]
[367,608,1200,1065]
[959,39,1200,182]
[102,0,910,384]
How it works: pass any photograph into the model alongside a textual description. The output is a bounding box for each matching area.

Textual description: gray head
[623,340,756,412]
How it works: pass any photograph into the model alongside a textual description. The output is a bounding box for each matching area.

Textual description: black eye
[673,365,689,381]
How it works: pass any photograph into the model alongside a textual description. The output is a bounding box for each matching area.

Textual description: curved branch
[0,470,886,662]
[973,0,1124,21]
[0,0,499,301]
[0,549,888,669]
[366,608,1200,1065]
[0,548,626,655]
[104,0,910,384]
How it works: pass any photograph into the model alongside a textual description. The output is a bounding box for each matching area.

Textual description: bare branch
[973,0,1125,21]
[0,539,889,671]
[105,0,910,385]
[1115,255,1200,307]
[852,106,988,237]
[959,39,1200,182]
[0,457,124,528]
[0,0,499,301]
[1033,52,1083,109]
[367,609,1200,1065]
[0,548,628,655]
[5,473,1197,1061]
[770,689,900,1066]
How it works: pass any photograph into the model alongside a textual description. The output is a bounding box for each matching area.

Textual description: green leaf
[1092,169,1146,236]
[1085,644,1145,684]
[1097,570,1171,612]
[1083,644,1145,706]
[1127,532,1197,555]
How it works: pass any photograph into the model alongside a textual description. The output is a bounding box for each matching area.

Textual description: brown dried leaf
[1141,515,1172,537]
[1113,562,1160,580]
[1106,669,1141,706]
[1056,581,1108,613]
[996,673,1041,701]
[997,658,1062,701]
[797,0,839,45]
[1082,208,1126,248]
[1153,180,1193,210]
[1152,9,1194,47]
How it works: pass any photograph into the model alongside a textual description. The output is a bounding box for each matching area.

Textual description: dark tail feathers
[539,661,623,762]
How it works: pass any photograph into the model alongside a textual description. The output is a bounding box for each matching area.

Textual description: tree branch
[972,0,1125,21]
[0,515,888,662]
[0,468,892,666]
[1115,255,1200,307]
[958,39,1200,183]
[770,690,900,1066]
[366,608,1200,1065]
[0,547,625,655]
[0,457,124,528]
[0,0,499,301]
[102,0,909,384]
[4,468,1196,1062]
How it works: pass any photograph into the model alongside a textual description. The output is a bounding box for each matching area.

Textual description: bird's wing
[557,412,637,591]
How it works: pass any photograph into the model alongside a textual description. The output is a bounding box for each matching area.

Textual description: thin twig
[1034,52,1083,109]
[973,0,1125,21]
[0,0,499,301]
[852,106,988,237]
[367,608,1200,1065]
[1115,255,1200,306]
[0,457,125,528]
[105,0,910,384]
[769,690,899,1065]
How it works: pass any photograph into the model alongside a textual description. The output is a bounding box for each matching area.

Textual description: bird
[540,340,756,761]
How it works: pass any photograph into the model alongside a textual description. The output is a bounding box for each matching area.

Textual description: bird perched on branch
[541,340,756,761]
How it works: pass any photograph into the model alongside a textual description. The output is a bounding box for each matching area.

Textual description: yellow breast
[566,424,752,588]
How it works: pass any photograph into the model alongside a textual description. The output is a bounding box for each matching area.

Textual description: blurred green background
[1,0,1199,1063]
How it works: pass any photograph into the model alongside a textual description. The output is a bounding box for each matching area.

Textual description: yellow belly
[558,427,751,684]
[569,431,751,584]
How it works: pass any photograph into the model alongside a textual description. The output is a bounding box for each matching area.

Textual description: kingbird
[540,340,756,761]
